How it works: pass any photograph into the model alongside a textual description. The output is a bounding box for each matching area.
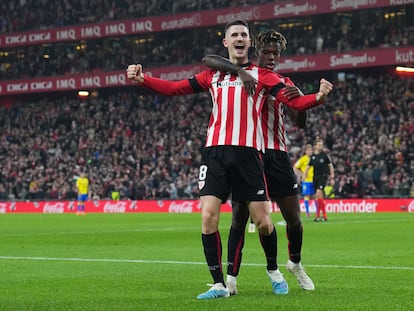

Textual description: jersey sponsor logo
[216,80,243,88]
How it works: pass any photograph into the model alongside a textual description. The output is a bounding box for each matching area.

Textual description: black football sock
[259,226,278,271]
[286,223,303,263]
[227,226,245,277]
[202,231,225,286]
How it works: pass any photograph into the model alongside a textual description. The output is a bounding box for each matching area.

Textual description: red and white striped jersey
[141,65,319,152]
[194,64,283,152]
[262,75,297,152]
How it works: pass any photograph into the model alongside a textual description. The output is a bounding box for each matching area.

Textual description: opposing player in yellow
[76,170,89,215]
[294,144,314,217]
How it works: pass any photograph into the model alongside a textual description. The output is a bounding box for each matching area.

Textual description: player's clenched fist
[126,64,144,83]
[316,78,333,101]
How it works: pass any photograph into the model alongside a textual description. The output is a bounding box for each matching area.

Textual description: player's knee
[255,218,273,235]
[288,218,302,230]
[202,219,218,234]
[231,218,245,230]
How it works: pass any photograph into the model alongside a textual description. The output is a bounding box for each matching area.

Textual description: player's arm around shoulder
[202,54,257,95]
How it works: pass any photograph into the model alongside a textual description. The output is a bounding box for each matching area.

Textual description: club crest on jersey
[198,181,205,190]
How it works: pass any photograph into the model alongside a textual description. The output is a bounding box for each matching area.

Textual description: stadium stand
[1,7,413,80]
[0,0,281,33]
[0,1,413,200]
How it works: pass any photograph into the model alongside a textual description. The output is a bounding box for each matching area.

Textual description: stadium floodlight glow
[396,66,414,73]
[78,90,90,97]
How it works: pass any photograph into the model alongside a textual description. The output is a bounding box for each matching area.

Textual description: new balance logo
[257,190,265,195]
[293,183,298,189]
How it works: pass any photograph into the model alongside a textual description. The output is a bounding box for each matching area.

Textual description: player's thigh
[198,146,231,203]
[230,147,268,202]
[264,150,299,199]
[313,176,328,193]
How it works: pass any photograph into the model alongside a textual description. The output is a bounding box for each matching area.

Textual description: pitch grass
[1,212,413,311]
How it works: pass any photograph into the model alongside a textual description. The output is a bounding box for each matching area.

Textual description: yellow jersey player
[294,144,314,217]
[76,170,89,215]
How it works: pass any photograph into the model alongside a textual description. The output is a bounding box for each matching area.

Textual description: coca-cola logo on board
[168,201,194,213]
[103,202,126,213]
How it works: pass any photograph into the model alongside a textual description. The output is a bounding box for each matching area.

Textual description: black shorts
[313,175,328,191]
[198,146,268,203]
[264,149,299,199]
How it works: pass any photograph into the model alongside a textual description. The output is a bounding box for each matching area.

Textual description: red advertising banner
[0,0,412,48]
[0,198,413,214]
[0,64,206,96]
[1,46,413,96]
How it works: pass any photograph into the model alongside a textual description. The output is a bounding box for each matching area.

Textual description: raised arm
[202,55,256,95]
[272,79,333,111]
[126,64,197,96]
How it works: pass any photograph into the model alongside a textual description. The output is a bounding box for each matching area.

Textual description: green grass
[1,212,413,310]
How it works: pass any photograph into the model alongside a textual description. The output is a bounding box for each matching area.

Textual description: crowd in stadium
[0,2,413,201]
[1,6,413,80]
[0,71,413,201]
[0,0,288,33]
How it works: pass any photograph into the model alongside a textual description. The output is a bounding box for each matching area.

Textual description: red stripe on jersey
[238,88,248,147]
[211,87,222,147]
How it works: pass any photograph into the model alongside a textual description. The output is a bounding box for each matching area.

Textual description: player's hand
[126,64,144,84]
[316,78,333,101]
[282,86,301,100]
[238,68,257,96]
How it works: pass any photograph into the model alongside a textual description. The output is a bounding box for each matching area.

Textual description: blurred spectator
[0,0,278,33]
[0,2,413,201]
[0,72,412,200]
[1,7,413,81]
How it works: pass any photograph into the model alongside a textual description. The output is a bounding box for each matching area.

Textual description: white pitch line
[0,256,413,271]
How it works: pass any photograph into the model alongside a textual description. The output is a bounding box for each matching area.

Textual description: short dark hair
[224,19,249,35]
[255,30,287,51]
[314,138,323,145]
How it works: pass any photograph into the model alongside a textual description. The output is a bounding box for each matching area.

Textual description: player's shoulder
[282,76,295,86]
[196,68,217,77]
[256,66,283,84]
[193,69,220,86]
[256,65,276,75]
